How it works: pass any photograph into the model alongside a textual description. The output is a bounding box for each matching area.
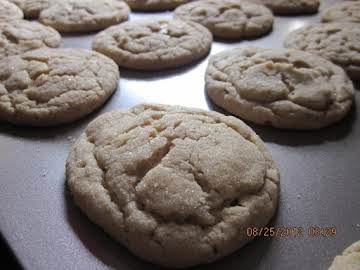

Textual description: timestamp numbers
[245,226,337,237]
[308,226,337,237]
[246,227,304,237]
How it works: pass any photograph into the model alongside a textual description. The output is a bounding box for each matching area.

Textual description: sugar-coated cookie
[0,20,61,59]
[39,0,130,33]
[66,103,280,268]
[174,0,274,39]
[206,47,354,129]
[0,48,119,126]
[322,1,360,23]
[284,23,360,81]
[92,19,212,70]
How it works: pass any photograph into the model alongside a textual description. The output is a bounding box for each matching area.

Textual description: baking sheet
[0,0,359,269]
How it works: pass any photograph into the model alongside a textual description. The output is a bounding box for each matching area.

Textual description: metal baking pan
[0,0,359,269]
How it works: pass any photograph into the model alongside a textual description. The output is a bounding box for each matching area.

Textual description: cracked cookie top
[124,0,190,11]
[322,1,360,23]
[0,20,61,59]
[254,0,319,14]
[39,0,130,33]
[0,0,23,20]
[174,0,273,39]
[206,47,354,130]
[8,0,50,18]
[0,48,119,126]
[328,240,360,270]
[66,103,279,268]
[92,19,213,70]
[284,23,360,81]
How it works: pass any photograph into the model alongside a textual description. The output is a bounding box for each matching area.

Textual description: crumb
[41,170,48,177]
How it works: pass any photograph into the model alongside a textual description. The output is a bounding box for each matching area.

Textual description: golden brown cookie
[0,20,61,59]
[284,23,360,81]
[174,0,274,39]
[206,47,354,129]
[39,0,130,33]
[0,48,119,126]
[66,103,280,268]
[322,1,360,23]
[92,19,212,70]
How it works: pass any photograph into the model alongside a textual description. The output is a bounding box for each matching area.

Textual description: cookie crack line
[138,107,260,146]
[133,139,174,187]
[91,142,125,217]
[3,73,102,106]
[217,4,244,16]
[131,132,212,193]
[2,31,20,44]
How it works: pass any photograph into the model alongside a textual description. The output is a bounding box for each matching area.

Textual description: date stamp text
[245,226,337,237]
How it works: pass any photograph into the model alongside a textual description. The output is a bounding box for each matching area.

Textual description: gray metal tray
[1,0,359,269]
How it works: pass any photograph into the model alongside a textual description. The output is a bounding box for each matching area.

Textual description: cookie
[322,1,360,23]
[124,0,190,11]
[0,20,61,59]
[66,103,280,268]
[0,0,23,20]
[284,23,360,81]
[174,0,274,40]
[328,241,360,270]
[92,19,213,70]
[254,0,319,15]
[7,0,50,18]
[205,47,354,130]
[39,0,130,33]
[0,48,119,126]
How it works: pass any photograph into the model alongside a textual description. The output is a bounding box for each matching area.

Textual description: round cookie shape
[174,0,274,40]
[0,0,23,21]
[328,240,360,270]
[7,0,50,18]
[92,19,213,70]
[0,20,61,59]
[322,1,360,23]
[0,48,120,126]
[284,23,360,81]
[66,103,280,268]
[254,0,319,15]
[39,0,130,33]
[205,47,354,130]
[124,0,190,11]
